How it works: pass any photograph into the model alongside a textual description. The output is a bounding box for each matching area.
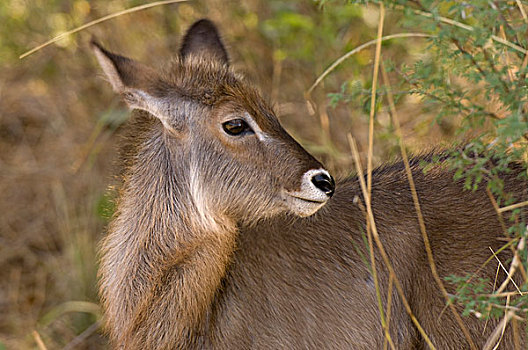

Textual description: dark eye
[222,119,253,136]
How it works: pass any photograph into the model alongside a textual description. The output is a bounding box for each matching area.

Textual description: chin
[283,193,328,217]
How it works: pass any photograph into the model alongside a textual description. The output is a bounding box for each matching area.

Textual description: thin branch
[63,321,101,350]
[483,295,514,350]
[366,5,385,191]
[487,304,526,313]
[493,1,522,49]
[486,188,528,281]
[481,48,511,94]
[383,275,395,350]
[499,26,515,84]
[498,200,528,213]
[489,247,524,296]
[368,3,385,195]
[481,291,527,298]
[452,39,490,84]
[381,61,477,350]
[394,67,502,120]
[484,262,501,333]
[348,135,437,350]
[516,0,528,24]
[20,0,189,59]
[306,33,432,94]
[32,330,48,350]
[390,3,528,55]
[365,6,393,348]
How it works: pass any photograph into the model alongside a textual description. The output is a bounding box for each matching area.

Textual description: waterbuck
[93,19,526,349]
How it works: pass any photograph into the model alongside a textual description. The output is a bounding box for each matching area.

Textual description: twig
[306,33,431,94]
[498,200,528,213]
[486,188,528,281]
[489,247,524,296]
[394,67,502,120]
[499,26,515,83]
[483,295,514,350]
[482,291,528,298]
[380,61,477,350]
[516,0,528,24]
[383,274,395,350]
[486,188,509,234]
[32,330,48,350]
[513,316,521,350]
[493,1,522,49]
[19,0,189,59]
[62,321,101,350]
[452,39,491,89]
[390,3,527,55]
[461,238,519,299]
[497,235,525,295]
[364,5,392,348]
[481,48,511,94]
[364,196,390,346]
[489,304,526,313]
[367,2,385,195]
[348,134,436,350]
[484,263,501,334]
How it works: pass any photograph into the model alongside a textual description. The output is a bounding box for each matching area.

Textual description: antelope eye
[222,119,253,136]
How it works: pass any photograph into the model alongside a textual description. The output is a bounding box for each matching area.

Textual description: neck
[99,133,237,348]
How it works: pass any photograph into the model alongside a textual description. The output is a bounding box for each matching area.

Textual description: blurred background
[0,0,460,348]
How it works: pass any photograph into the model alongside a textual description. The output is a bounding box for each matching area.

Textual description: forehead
[165,57,281,131]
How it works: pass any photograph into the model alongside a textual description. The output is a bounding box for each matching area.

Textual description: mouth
[288,195,326,204]
[282,192,329,217]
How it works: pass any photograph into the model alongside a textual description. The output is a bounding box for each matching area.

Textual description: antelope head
[92,19,335,224]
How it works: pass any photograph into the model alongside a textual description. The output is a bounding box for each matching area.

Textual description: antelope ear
[91,39,177,132]
[180,19,229,65]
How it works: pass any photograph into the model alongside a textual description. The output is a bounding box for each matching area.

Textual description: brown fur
[94,19,527,349]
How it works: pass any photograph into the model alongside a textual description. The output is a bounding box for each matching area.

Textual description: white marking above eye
[227,112,273,143]
[256,131,272,142]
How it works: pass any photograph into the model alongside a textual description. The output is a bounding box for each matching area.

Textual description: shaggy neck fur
[99,126,237,349]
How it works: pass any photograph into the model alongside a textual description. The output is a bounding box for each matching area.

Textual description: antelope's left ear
[91,39,180,133]
[180,19,229,65]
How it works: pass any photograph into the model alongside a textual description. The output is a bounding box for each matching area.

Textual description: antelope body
[93,19,527,349]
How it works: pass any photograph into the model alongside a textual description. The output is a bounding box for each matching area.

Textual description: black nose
[311,173,335,197]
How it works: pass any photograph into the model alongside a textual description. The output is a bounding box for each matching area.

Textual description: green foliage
[261,2,363,62]
[0,0,93,63]
[444,274,505,319]
[320,0,528,330]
